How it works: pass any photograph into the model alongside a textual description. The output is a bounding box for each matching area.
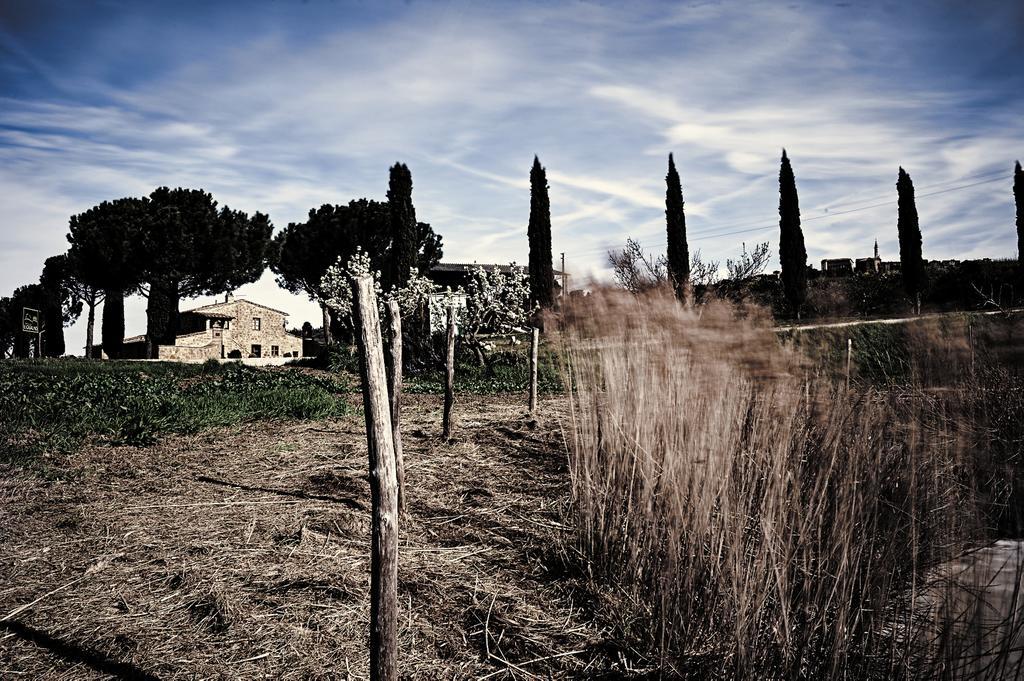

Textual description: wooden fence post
[845,338,853,391]
[443,304,456,440]
[385,300,406,515]
[352,275,399,681]
[969,322,975,378]
[529,327,539,413]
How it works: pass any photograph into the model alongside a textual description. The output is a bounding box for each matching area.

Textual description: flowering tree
[461,264,534,369]
[321,248,438,340]
[321,257,532,371]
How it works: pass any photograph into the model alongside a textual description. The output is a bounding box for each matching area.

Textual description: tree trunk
[146,279,180,357]
[102,288,125,359]
[351,275,399,681]
[385,300,406,515]
[84,294,96,359]
[529,327,539,413]
[43,302,64,357]
[442,305,456,440]
[469,337,495,376]
[400,301,426,372]
[321,302,334,347]
[14,329,29,358]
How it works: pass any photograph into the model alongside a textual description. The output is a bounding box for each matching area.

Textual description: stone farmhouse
[102,294,303,361]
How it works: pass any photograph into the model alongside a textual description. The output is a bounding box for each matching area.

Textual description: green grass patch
[0,359,354,460]
[290,339,565,395]
[780,312,1024,387]
[404,347,564,395]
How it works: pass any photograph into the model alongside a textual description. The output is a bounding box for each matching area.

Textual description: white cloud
[0,1,1021,354]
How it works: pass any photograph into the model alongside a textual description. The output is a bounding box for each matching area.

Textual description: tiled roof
[187,299,290,316]
[187,310,234,319]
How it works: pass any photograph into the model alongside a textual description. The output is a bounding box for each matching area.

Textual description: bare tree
[971,282,1014,316]
[726,242,771,281]
[608,237,667,293]
[689,249,720,288]
[715,242,772,302]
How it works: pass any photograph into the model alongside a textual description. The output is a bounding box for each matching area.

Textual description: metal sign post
[22,307,40,358]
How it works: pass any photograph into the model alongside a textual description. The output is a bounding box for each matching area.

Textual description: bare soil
[1,394,623,679]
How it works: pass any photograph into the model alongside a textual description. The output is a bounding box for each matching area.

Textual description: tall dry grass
[559,288,1016,679]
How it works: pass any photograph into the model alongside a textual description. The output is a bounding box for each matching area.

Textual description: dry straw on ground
[0,394,625,679]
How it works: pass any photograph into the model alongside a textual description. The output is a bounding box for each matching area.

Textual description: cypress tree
[778,150,807,318]
[528,156,554,308]
[387,162,418,291]
[896,167,924,314]
[665,153,690,301]
[1015,161,1023,269]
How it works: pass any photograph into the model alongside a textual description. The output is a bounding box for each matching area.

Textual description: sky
[1,0,1022,354]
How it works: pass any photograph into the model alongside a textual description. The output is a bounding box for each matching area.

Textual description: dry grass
[0,393,622,679]
[560,288,1021,679]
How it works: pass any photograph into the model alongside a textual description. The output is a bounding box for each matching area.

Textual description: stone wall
[157,342,222,361]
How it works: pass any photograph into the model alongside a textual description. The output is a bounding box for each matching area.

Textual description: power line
[577,172,1011,257]
[650,167,1009,237]
[808,167,1008,212]
[689,173,1009,237]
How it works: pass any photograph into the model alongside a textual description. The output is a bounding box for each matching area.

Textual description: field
[1,393,637,679]
[3,296,1024,679]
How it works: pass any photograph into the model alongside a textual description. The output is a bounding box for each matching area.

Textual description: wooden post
[804,374,810,417]
[969,322,975,378]
[385,300,406,515]
[442,304,456,440]
[351,275,399,681]
[529,327,539,413]
[560,252,566,298]
[845,338,853,391]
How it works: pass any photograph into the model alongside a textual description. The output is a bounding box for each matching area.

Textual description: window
[271,345,279,357]
[252,317,261,330]
[251,344,262,358]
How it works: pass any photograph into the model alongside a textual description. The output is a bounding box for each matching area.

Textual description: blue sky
[1,0,1021,351]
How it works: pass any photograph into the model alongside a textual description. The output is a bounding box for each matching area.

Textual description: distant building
[94,294,303,361]
[821,258,854,278]
[427,262,566,293]
[427,291,468,334]
[820,241,914,278]
[855,240,882,274]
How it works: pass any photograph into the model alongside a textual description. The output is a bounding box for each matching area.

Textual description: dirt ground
[0,394,628,680]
